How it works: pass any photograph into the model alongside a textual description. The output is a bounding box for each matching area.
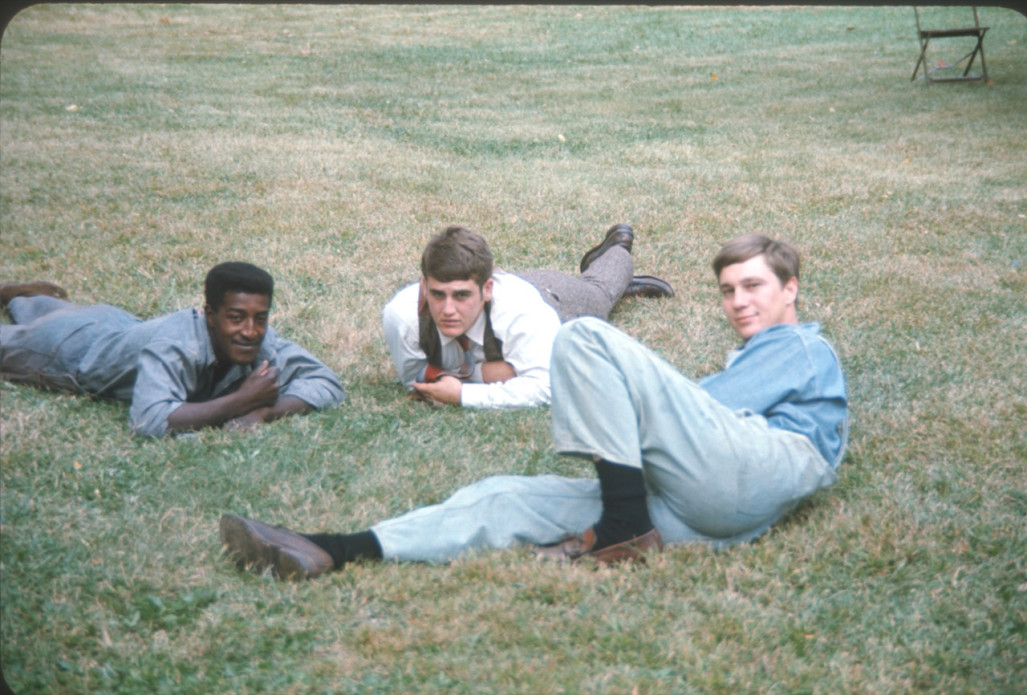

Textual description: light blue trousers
[373,317,836,562]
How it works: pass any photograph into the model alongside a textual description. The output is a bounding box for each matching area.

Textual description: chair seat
[912,7,989,83]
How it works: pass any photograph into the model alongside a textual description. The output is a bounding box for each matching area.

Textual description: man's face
[205,291,271,365]
[718,254,798,341]
[422,276,492,338]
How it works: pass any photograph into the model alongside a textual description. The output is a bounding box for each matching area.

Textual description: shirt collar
[727,322,821,367]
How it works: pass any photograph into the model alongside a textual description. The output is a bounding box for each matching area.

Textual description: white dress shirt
[381,272,561,408]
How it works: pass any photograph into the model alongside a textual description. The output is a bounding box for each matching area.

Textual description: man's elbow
[130,418,168,438]
[130,403,175,438]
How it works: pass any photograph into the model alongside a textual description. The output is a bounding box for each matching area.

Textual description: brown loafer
[0,281,69,307]
[536,527,663,565]
[219,514,333,580]
[580,224,634,273]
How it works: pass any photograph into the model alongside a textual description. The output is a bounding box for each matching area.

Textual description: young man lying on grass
[0,262,344,437]
[221,234,847,577]
[382,223,673,409]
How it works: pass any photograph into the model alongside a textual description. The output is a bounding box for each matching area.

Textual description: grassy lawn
[1,4,1025,693]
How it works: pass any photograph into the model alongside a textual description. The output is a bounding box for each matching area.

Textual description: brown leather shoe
[535,527,663,565]
[0,281,68,307]
[622,275,675,299]
[219,514,333,580]
[580,224,634,273]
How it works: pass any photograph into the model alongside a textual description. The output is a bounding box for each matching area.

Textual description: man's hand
[166,361,281,434]
[224,408,270,431]
[481,360,516,383]
[224,396,313,431]
[234,361,280,411]
[411,375,463,406]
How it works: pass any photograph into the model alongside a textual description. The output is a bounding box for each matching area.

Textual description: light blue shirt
[699,323,848,467]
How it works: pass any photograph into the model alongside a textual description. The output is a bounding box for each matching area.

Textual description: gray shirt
[1,300,344,437]
[125,308,345,436]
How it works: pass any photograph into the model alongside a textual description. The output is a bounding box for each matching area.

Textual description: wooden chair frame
[911,6,989,83]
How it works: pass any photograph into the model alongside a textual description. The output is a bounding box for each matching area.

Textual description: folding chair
[911,6,989,83]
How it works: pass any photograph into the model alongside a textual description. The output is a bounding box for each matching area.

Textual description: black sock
[592,460,653,549]
[302,530,383,569]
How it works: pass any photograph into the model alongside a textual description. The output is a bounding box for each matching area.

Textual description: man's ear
[784,276,799,305]
[481,277,494,303]
[204,305,214,326]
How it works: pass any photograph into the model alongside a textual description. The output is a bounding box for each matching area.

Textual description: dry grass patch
[2,4,1025,694]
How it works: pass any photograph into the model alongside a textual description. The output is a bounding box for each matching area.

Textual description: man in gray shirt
[0,262,345,437]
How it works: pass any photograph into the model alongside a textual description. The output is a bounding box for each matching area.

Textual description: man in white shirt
[381,225,673,408]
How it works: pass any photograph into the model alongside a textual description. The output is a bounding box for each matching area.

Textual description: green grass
[2,4,1025,693]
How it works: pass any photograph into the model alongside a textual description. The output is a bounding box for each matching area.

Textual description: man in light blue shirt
[1,263,345,437]
[220,235,847,578]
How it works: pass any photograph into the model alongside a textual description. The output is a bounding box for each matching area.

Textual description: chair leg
[912,41,929,81]
[963,40,979,77]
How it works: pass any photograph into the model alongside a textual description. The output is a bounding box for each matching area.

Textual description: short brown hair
[421,226,494,287]
[712,234,800,285]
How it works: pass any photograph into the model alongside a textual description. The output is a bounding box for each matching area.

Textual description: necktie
[424,335,475,382]
[453,335,475,379]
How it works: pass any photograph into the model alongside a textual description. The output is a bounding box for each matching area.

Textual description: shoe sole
[623,276,675,298]
[535,528,663,566]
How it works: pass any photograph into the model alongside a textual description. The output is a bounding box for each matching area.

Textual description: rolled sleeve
[270,335,346,410]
